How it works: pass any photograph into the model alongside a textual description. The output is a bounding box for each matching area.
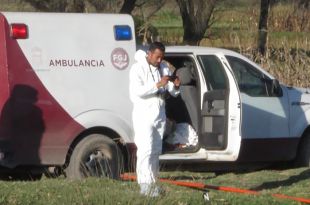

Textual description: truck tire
[65,134,123,179]
[0,172,42,181]
[295,132,310,167]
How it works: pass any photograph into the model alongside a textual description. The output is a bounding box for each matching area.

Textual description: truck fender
[291,108,310,139]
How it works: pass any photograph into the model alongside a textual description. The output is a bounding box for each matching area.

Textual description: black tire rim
[83,149,111,178]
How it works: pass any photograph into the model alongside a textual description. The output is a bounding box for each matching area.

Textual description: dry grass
[270,4,310,33]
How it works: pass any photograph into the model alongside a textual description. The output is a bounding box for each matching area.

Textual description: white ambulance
[0,12,309,180]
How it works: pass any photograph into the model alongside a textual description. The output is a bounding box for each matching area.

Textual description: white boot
[139,183,163,197]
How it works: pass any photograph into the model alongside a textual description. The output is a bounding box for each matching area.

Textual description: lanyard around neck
[148,63,161,82]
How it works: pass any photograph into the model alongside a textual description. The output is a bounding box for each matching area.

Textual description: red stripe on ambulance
[0,13,84,166]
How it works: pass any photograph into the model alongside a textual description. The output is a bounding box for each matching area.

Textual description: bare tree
[298,0,309,9]
[135,0,166,44]
[86,0,124,12]
[20,0,134,13]
[21,0,67,12]
[120,0,137,14]
[86,0,107,12]
[81,0,136,13]
[20,0,86,12]
[66,0,85,12]
[258,0,276,56]
[176,0,216,45]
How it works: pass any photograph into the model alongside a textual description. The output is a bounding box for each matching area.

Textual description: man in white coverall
[129,42,180,197]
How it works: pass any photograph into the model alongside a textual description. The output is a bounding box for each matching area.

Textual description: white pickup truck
[0,12,309,179]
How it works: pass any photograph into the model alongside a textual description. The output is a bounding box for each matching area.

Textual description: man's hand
[156,76,170,88]
[173,77,180,88]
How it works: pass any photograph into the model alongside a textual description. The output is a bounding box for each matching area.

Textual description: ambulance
[0,12,309,179]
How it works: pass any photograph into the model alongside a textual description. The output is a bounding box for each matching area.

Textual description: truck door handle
[208,100,213,112]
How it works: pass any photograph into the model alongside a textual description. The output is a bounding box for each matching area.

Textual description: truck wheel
[295,132,310,167]
[65,134,123,179]
[0,172,42,181]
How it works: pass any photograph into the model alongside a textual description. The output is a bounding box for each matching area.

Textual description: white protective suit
[129,50,179,194]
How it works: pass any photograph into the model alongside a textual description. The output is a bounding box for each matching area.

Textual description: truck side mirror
[271,79,283,97]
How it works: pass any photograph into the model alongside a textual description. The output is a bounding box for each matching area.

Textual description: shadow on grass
[252,168,310,191]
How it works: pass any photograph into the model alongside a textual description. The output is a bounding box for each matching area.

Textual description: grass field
[0,167,309,205]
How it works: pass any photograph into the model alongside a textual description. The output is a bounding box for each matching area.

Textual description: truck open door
[197,54,242,161]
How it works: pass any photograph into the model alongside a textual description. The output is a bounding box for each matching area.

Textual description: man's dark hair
[148,41,165,53]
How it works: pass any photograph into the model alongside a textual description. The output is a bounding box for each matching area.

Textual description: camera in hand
[168,75,177,81]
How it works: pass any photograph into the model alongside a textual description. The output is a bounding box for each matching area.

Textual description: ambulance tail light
[114,25,132,41]
[10,23,28,39]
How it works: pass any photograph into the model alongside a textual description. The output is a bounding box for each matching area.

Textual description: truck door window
[226,56,269,96]
[197,55,227,90]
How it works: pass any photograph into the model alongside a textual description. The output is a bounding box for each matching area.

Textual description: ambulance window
[198,55,227,90]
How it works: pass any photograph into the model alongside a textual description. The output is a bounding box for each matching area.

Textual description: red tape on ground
[121,173,310,204]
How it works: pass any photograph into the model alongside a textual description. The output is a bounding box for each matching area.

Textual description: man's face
[147,48,164,67]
